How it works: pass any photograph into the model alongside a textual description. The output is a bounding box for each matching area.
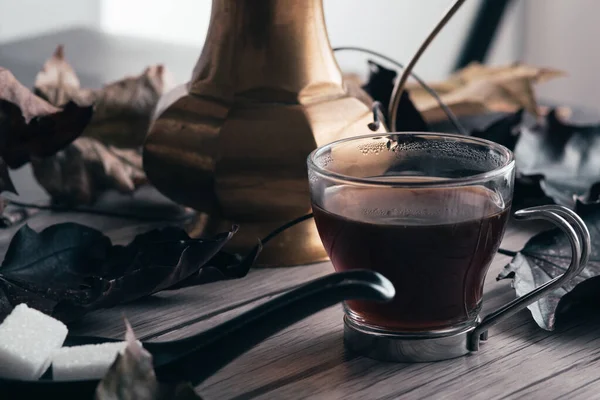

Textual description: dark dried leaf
[0,67,93,168]
[0,223,110,317]
[512,173,554,209]
[1,223,110,283]
[575,182,600,215]
[394,92,429,133]
[0,222,246,322]
[31,137,145,206]
[361,60,428,132]
[471,109,524,151]
[497,206,600,330]
[91,226,237,309]
[170,242,261,288]
[362,60,397,115]
[514,110,600,208]
[0,283,13,323]
[0,159,16,197]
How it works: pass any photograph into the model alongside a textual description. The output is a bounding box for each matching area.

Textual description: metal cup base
[343,315,479,362]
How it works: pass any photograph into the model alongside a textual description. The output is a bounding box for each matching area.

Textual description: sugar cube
[52,341,130,381]
[0,303,68,380]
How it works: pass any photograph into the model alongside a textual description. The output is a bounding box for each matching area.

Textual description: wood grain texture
[143,227,591,400]
[69,262,331,339]
[186,228,600,400]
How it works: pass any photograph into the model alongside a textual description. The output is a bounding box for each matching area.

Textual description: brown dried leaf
[34,47,174,148]
[31,47,176,205]
[83,64,176,148]
[31,137,146,205]
[96,320,202,400]
[0,67,60,122]
[34,45,93,107]
[406,62,566,122]
[0,67,93,168]
[95,320,158,400]
[452,62,565,85]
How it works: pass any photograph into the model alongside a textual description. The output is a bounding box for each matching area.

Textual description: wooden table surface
[2,28,600,400]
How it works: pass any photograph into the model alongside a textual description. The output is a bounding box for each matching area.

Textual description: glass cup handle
[468,205,591,351]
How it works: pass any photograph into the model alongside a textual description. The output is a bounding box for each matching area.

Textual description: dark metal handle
[156,270,395,385]
[469,205,591,351]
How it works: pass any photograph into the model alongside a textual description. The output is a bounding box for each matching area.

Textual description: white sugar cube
[0,303,68,380]
[52,341,131,381]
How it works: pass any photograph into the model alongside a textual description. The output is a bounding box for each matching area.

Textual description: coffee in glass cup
[308,133,589,361]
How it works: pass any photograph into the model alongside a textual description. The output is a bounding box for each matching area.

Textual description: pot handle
[468,205,590,351]
[157,269,395,385]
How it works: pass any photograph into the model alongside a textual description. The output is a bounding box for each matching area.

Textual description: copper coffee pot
[143,0,384,266]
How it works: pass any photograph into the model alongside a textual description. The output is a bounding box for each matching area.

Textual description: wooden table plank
[69,262,331,339]
[193,287,600,400]
[131,227,568,399]
[135,223,600,400]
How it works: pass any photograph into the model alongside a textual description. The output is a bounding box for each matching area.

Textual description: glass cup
[307,133,589,361]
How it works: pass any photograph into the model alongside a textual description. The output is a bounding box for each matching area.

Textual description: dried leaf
[514,110,600,208]
[0,67,93,168]
[452,63,565,86]
[83,65,176,148]
[471,109,524,151]
[497,206,600,330]
[89,226,238,309]
[0,206,38,228]
[96,321,202,400]
[407,62,566,122]
[361,60,397,114]
[31,137,145,205]
[360,60,428,132]
[418,78,527,121]
[31,47,176,205]
[95,321,158,400]
[1,68,60,122]
[34,45,92,107]
[0,222,250,323]
[0,159,16,197]
[575,182,600,214]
